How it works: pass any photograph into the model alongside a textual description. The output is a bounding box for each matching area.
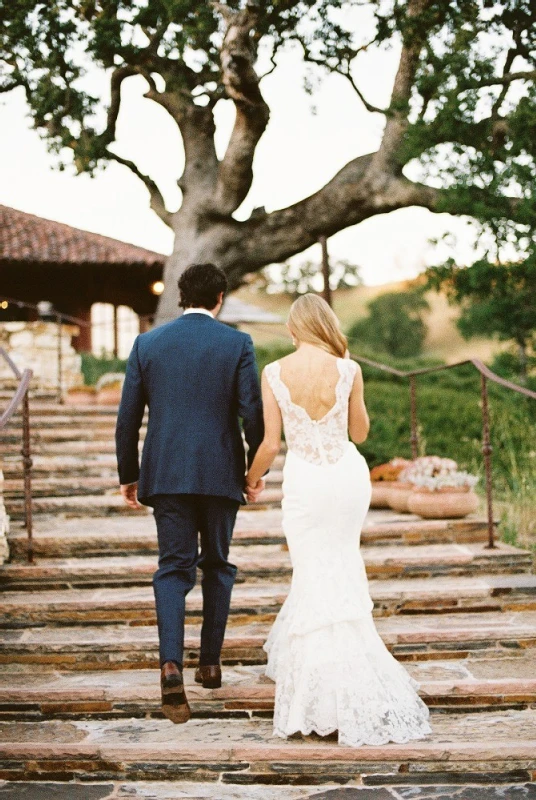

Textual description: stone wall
[0,470,9,564]
[0,322,83,390]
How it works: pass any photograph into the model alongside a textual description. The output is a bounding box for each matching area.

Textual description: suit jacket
[115,313,264,505]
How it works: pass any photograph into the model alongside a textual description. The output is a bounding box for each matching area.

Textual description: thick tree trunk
[152,1,441,326]
[154,159,440,325]
[156,210,241,323]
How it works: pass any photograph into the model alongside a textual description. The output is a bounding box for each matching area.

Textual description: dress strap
[264,361,288,409]
[336,358,357,398]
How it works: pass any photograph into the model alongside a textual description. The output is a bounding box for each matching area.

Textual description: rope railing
[349,352,536,549]
[0,347,34,563]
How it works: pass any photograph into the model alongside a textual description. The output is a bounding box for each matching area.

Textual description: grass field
[235,281,534,552]
[235,280,507,364]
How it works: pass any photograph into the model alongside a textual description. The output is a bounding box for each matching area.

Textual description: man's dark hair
[178,263,228,310]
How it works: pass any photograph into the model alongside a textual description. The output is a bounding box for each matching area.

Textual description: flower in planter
[400,456,478,492]
[370,458,412,482]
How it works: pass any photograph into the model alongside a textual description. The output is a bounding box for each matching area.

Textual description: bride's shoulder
[338,357,361,378]
[263,358,281,373]
[264,353,293,372]
[262,359,282,384]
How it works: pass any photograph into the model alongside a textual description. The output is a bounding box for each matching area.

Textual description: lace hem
[265,613,432,749]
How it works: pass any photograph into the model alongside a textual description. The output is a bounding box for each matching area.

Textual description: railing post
[409,375,419,459]
[21,387,34,563]
[113,305,119,358]
[319,235,333,308]
[480,373,495,549]
[56,313,63,404]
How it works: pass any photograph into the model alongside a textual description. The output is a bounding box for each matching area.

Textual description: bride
[245,293,431,748]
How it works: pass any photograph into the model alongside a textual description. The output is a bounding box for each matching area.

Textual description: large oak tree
[2,1,535,322]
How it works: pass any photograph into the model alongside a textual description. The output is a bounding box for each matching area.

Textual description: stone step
[4,414,133,428]
[4,573,536,628]
[4,489,285,520]
[2,784,534,800]
[1,659,536,720]
[5,513,496,560]
[2,541,530,589]
[0,426,145,444]
[1,453,287,478]
[1,441,127,456]
[4,402,120,415]
[3,470,285,499]
[1,710,535,783]
[1,611,536,669]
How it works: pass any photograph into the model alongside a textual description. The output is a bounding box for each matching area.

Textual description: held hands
[245,477,265,504]
[120,482,143,510]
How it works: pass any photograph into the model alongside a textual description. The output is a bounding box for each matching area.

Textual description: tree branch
[372,0,434,174]
[293,34,387,115]
[102,65,138,144]
[107,151,173,228]
[212,1,270,214]
[221,152,521,287]
[220,155,441,283]
[469,69,536,90]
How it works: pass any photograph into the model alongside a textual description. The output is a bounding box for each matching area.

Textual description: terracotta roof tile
[0,205,165,266]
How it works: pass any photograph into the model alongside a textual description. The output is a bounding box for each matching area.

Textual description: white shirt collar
[183,307,214,318]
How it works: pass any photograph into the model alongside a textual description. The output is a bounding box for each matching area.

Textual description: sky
[0,34,479,288]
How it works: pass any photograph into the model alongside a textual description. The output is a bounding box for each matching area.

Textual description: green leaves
[347,289,430,359]
[426,257,536,380]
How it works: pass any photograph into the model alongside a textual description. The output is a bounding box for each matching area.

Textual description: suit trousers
[151,494,240,668]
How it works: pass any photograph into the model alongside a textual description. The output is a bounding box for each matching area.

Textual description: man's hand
[120,482,143,510]
[245,478,265,504]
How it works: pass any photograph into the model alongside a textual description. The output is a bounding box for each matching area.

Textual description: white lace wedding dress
[263,358,432,747]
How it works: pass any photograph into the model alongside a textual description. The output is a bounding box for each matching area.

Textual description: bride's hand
[245,477,265,503]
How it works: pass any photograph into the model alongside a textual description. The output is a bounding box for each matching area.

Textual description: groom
[116,263,265,723]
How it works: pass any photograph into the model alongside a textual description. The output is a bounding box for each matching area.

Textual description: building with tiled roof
[0,205,165,350]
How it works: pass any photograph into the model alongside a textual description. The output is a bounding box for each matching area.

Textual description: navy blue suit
[115,313,264,667]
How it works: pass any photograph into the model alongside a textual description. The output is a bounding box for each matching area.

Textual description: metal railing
[0,348,34,563]
[1,300,535,556]
[350,352,536,549]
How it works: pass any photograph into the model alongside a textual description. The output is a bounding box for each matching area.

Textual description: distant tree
[2,1,535,322]
[426,258,536,380]
[347,289,429,358]
[260,259,362,297]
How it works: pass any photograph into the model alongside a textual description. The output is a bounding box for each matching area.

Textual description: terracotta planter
[408,487,479,519]
[96,387,122,405]
[387,481,415,513]
[65,390,96,406]
[370,481,394,509]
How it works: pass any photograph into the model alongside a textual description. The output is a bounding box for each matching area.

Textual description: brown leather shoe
[161,662,190,724]
[194,664,222,689]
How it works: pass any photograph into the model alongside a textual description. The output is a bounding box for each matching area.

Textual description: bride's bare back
[278,349,341,421]
[245,342,370,488]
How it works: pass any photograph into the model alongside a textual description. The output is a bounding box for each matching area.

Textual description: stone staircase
[1,400,536,797]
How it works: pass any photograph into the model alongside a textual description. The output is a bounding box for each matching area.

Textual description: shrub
[81,353,127,386]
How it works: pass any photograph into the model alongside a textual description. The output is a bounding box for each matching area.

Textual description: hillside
[234,279,506,365]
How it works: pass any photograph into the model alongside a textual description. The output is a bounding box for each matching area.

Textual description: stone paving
[1,784,536,799]
[1,402,536,792]
[1,711,536,785]
[1,659,536,720]
[2,540,532,591]
[4,572,536,628]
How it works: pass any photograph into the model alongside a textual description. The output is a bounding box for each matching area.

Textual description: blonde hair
[288,294,348,358]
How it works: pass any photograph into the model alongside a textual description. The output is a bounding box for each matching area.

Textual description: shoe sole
[194,675,222,689]
[161,682,190,724]
[201,678,222,689]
